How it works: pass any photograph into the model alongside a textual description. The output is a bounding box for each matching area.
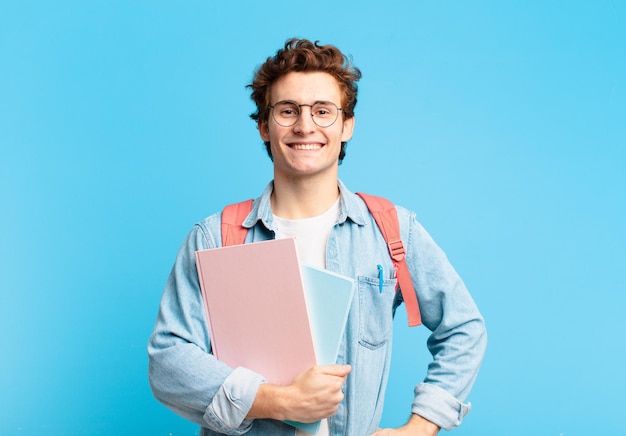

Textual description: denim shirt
[148,180,487,436]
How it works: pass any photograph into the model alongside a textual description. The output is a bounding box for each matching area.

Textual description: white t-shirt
[272,198,340,270]
[272,198,340,436]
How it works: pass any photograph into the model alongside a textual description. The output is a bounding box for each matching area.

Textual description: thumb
[320,364,352,377]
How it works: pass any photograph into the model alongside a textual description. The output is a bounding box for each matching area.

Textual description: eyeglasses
[268,100,344,128]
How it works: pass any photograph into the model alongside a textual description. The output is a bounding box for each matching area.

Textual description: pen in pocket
[377,264,383,293]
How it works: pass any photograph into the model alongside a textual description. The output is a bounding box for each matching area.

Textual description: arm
[148,222,265,435]
[401,210,488,430]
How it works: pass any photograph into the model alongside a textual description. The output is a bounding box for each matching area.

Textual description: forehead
[270,71,343,104]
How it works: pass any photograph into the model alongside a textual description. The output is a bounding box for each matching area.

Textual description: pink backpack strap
[221,199,254,246]
[356,193,422,327]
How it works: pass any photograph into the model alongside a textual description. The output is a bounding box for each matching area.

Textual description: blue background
[1,1,624,435]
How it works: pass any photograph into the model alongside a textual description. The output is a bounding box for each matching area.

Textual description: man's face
[259,71,354,182]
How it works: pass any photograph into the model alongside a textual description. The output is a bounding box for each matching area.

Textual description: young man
[148,39,486,436]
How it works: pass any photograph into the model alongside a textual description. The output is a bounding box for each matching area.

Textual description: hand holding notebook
[195,238,355,433]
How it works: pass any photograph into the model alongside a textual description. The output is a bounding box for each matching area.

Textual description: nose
[293,105,316,134]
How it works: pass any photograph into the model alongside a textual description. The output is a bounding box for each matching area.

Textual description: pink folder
[195,238,317,387]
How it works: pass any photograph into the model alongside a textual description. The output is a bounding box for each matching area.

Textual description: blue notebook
[301,265,355,366]
[285,265,355,434]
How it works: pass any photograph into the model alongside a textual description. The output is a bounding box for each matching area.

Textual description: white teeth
[291,143,322,150]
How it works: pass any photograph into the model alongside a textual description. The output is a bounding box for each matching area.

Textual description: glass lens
[273,102,300,126]
[311,102,338,127]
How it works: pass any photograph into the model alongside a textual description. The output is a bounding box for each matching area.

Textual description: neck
[271,173,340,219]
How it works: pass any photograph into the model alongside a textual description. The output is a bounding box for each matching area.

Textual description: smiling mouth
[289,143,324,150]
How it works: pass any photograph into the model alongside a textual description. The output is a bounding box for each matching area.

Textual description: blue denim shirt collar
[242,179,368,231]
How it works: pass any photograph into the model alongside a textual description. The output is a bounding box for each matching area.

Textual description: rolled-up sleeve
[412,383,471,430]
[204,367,266,433]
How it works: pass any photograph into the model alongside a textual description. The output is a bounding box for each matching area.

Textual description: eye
[277,103,299,117]
[313,103,334,117]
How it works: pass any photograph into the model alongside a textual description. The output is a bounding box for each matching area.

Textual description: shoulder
[354,191,419,229]
[184,210,222,250]
[394,203,417,222]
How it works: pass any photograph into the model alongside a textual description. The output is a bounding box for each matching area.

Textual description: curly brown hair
[247,38,362,162]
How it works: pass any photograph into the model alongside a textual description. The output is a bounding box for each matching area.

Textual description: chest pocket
[357,275,397,349]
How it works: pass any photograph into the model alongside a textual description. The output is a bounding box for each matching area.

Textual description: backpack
[220,193,422,327]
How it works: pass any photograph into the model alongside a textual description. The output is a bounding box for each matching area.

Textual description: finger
[319,364,351,377]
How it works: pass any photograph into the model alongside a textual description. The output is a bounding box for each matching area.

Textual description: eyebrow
[274,100,338,106]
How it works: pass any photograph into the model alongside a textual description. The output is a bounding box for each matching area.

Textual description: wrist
[406,413,440,436]
[247,383,289,421]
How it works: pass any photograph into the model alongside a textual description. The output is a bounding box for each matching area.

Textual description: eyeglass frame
[267,100,345,128]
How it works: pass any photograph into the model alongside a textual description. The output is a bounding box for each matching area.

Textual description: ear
[259,119,270,142]
[341,116,355,142]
